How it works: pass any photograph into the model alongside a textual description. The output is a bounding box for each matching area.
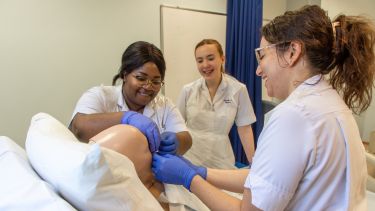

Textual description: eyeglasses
[132,74,164,88]
[255,42,290,64]
[254,43,278,64]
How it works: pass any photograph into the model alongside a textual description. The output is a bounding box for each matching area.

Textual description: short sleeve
[235,85,256,126]
[71,86,106,119]
[244,105,313,211]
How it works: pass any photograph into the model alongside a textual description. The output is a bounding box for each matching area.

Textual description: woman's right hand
[177,155,207,179]
[121,111,161,152]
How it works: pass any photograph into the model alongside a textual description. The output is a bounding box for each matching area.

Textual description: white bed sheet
[0,136,76,211]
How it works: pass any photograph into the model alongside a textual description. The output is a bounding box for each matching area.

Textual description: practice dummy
[90,125,208,211]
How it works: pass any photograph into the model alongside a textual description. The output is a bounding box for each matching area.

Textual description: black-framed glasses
[255,42,290,64]
[132,74,164,88]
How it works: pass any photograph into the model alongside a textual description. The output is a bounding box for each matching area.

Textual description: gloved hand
[159,132,179,155]
[178,156,207,179]
[152,153,197,190]
[121,111,161,153]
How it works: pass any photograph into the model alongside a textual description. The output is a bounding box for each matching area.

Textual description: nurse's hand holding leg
[152,153,199,190]
[152,153,249,210]
[121,111,161,152]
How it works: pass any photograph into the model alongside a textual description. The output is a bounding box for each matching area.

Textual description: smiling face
[122,62,162,111]
[256,37,291,100]
[195,44,224,83]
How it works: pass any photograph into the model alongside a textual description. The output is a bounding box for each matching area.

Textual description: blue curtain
[225,0,263,165]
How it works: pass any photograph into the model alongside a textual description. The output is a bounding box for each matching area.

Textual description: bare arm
[176,131,192,155]
[237,125,255,163]
[206,168,249,193]
[190,176,261,211]
[69,112,123,142]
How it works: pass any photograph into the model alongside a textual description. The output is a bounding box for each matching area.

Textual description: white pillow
[0,136,76,211]
[25,113,163,211]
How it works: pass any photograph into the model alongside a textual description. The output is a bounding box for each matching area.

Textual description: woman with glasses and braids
[70,41,192,156]
[151,5,375,210]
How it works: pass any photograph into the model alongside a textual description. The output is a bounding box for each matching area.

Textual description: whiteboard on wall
[161,6,226,103]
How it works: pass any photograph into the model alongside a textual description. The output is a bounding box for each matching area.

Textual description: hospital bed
[1,112,374,210]
[0,113,209,211]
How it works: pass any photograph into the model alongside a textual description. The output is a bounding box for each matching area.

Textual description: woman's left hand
[158,132,179,155]
[152,153,197,190]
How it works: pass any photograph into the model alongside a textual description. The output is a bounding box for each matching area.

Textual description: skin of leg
[89,124,153,187]
[89,125,169,210]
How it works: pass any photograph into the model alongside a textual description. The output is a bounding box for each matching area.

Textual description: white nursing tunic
[177,74,256,169]
[244,75,367,210]
[72,85,187,134]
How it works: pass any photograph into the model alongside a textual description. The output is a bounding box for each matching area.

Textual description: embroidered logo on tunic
[224,98,232,103]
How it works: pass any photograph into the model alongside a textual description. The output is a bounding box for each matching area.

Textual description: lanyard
[155,97,167,132]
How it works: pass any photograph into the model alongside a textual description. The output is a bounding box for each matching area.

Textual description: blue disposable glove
[121,111,161,153]
[152,153,197,190]
[159,132,179,155]
[178,156,207,179]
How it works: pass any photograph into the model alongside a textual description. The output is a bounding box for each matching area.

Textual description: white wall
[0,0,226,147]
[287,0,320,10]
[263,0,286,20]
[3,0,372,146]
[321,0,375,141]
[161,7,226,103]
